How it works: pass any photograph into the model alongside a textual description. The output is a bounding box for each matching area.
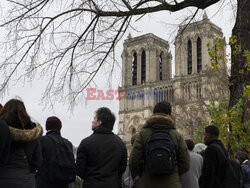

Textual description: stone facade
[118,14,228,153]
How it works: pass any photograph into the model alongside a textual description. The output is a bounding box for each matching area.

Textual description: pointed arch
[197,37,202,73]
[187,40,192,74]
[141,50,146,83]
[132,51,137,85]
[132,127,136,135]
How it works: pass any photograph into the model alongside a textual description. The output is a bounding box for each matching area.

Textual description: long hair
[0,99,31,129]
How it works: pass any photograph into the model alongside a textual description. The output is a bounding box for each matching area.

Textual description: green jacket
[129,114,190,188]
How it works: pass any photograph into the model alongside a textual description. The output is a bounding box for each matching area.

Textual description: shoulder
[78,135,92,147]
[140,127,152,137]
[168,129,184,146]
[62,137,73,147]
[113,134,126,146]
[190,151,203,161]
[0,119,9,132]
[241,163,250,171]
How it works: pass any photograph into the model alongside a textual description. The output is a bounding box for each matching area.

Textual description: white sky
[0,0,236,146]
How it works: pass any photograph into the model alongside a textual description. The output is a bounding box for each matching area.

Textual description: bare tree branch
[0,0,221,107]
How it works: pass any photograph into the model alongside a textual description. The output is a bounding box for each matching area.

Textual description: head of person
[204,125,219,145]
[235,151,248,165]
[194,143,207,157]
[46,116,62,131]
[0,99,31,129]
[92,107,115,131]
[153,101,171,115]
[185,139,195,151]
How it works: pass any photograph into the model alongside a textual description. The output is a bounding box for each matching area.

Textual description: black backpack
[145,129,176,176]
[212,144,243,188]
[47,135,76,185]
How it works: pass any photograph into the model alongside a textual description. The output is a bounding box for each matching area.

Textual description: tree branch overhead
[0,0,222,106]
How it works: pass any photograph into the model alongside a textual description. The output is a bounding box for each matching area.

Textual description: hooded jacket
[129,114,190,188]
[0,122,43,188]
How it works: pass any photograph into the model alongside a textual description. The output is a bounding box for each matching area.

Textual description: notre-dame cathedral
[118,13,228,153]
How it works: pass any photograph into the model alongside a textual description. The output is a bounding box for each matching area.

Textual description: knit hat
[46,116,62,131]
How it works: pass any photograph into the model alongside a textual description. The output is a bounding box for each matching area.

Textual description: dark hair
[185,139,195,151]
[0,99,31,129]
[95,107,115,130]
[235,151,248,164]
[0,103,3,110]
[153,101,171,115]
[205,125,219,137]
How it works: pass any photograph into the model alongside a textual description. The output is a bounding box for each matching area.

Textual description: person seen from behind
[199,125,243,188]
[0,99,43,188]
[0,103,11,167]
[129,101,190,188]
[76,107,127,188]
[181,139,203,188]
[193,143,207,159]
[235,151,250,188]
[36,116,75,188]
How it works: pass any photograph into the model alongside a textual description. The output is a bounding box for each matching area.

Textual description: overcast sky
[0,0,236,146]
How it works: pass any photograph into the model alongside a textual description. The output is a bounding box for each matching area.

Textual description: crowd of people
[0,99,249,188]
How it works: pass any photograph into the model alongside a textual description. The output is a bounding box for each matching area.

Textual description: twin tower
[118,13,226,152]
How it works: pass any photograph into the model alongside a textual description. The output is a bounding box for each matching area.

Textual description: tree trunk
[229,0,250,122]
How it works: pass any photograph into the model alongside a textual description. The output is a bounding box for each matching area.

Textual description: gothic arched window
[159,53,163,81]
[197,37,202,73]
[141,50,146,83]
[132,52,137,85]
[187,40,192,75]
[132,127,136,135]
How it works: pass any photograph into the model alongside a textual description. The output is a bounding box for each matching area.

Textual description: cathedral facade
[118,14,227,153]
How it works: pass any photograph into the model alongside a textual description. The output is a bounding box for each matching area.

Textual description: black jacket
[76,126,127,188]
[0,122,43,188]
[0,119,11,166]
[36,130,74,188]
[199,139,227,188]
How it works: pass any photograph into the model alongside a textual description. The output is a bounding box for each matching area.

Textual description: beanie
[46,116,62,131]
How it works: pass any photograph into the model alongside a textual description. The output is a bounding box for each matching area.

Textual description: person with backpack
[180,139,203,188]
[36,116,76,188]
[129,101,190,188]
[235,151,250,188]
[199,125,243,188]
[0,99,43,188]
[76,107,127,188]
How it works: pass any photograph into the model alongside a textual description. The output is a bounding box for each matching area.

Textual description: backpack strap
[47,134,62,144]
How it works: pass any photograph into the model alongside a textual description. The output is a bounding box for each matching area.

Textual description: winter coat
[199,139,227,188]
[181,151,203,188]
[36,130,74,188]
[0,119,11,166]
[129,114,190,188]
[241,160,250,188]
[76,126,127,188]
[0,122,43,188]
